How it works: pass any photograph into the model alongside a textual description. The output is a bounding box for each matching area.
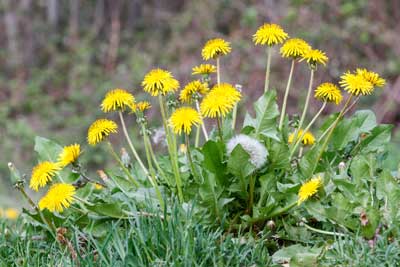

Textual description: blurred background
[1,0,400,205]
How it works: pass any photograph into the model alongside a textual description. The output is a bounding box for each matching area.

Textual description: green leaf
[272,244,321,266]
[202,140,227,186]
[357,124,393,153]
[268,140,290,171]
[227,145,255,179]
[331,110,377,150]
[243,90,280,140]
[87,202,126,218]
[34,136,63,161]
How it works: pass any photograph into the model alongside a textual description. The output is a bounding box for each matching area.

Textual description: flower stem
[118,111,149,175]
[141,124,165,209]
[158,95,183,203]
[314,95,353,169]
[16,185,57,238]
[289,101,327,159]
[248,174,255,215]
[216,116,223,142]
[232,104,238,130]
[249,201,297,224]
[217,58,221,85]
[185,134,200,181]
[264,46,272,93]
[316,96,360,143]
[106,142,139,188]
[279,60,296,130]
[195,100,209,141]
[292,69,314,145]
[301,221,347,237]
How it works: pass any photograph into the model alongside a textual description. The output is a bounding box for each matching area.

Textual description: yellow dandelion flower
[253,23,289,46]
[169,107,202,135]
[192,64,217,76]
[288,129,315,146]
[87,119,118,145]
[93,183,103,190]
[180,80,209,103]
[298,176,322,205]
[301,49,328,66]
[339,71,374,96]
[4,208,19,220]
[356,68,386,88]
[142,69,180,96]
[39,183,76,213]
[58,144,81,167]
[101,88,135,112]
[201,38,231,60]
[29,161,61,191]
[314,83,343,105]
[135,101,152,112]
[200,83,241,118]
[280,38,311,59]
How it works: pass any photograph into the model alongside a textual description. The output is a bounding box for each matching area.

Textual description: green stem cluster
[279,60,296,130]
[158,95,183,203]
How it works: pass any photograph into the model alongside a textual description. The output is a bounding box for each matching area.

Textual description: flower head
[4,208,19,220]
[87,119,118,145]
[169,107,202,135]
[356,68,386,88]
[253,23,289,46]
[180,80,209,103]
[135,101,152,112]
[339,71,373,96]
[288,130,315,146]
[314,83,342,105]
[201,38,231,60]
[38,183,76,213]
[142,69,180,96]
[58,144,81,167]
[226,134,268,169]
[192,64,217,76]
[280,38,311,59]
[101,88,135,112]
[301,49,328,67]
[200,83,241,118]
[30,161,61,191]
[298,176,322,205]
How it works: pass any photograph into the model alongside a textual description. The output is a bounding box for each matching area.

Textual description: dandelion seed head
[226,134,268,169]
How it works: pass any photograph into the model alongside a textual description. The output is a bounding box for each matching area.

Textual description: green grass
[0,202,272,266]
[2,201,400,266]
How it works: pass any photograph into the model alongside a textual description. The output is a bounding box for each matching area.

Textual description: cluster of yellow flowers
[29,144,80,212]
[28,23,386,214]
